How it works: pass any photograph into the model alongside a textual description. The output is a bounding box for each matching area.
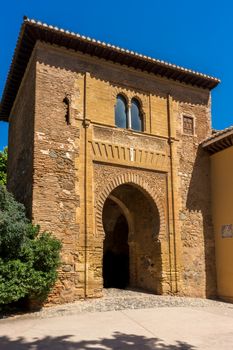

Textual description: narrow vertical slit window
[115,95,127,128]
[131,98,143,131]
[63,96,70,125]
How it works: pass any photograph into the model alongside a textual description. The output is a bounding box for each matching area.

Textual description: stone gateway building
[0,18,221,304]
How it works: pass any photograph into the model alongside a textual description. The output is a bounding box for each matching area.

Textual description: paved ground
[1,290,233,349]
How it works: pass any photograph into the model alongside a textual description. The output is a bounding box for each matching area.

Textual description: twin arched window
[115,95,128,129]
[115,95,143,131]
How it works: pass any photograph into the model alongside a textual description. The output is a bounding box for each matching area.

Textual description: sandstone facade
[2,19,219,304]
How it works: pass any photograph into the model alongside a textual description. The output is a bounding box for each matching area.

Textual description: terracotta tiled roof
[202,125,233,153]
[0,16,221,121]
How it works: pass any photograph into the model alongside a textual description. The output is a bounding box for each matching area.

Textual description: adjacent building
[203,128,233,302]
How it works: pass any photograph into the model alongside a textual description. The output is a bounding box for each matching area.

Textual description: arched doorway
[103,202,129,288]
[102,183,162,293]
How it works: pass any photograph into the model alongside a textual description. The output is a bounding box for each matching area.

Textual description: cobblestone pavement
[1,290,233,349]
[0,294,233,349]
[1,288,233,321]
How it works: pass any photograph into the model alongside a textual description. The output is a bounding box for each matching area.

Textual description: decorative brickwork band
[90,140,168,171]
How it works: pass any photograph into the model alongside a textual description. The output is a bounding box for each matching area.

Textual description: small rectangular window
[183,116,194,135]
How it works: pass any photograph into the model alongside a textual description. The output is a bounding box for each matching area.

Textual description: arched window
[115,95,127,128]
[131,98,143,131]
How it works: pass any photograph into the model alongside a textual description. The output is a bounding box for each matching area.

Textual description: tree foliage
[0,147,7,186]
[0,186,62,305]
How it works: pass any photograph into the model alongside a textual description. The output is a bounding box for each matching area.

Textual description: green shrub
[0,185,62,305]
[0,147,7,186]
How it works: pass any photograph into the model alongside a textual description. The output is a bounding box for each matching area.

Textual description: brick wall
[176,100,216,297]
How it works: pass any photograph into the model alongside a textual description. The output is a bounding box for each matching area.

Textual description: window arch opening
[131,98,143,131]
[115,95,127,128]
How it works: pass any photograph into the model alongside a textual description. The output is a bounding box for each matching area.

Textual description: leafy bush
[0,185,62,305]
[0,147,7,186]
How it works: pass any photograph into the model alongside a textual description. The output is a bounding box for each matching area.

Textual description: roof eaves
[0,20,28,121]
[0,16,221,122]
[202,125,233,153]
[24,17,221,84]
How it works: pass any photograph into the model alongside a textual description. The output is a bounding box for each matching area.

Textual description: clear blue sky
[0,0,232,150]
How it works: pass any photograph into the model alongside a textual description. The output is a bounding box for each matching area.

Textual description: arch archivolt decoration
[130,95,145,109]
[96,172,166,240]
[113,90,129,106]
[112,85,148,110]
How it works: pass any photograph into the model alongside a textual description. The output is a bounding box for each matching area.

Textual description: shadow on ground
[0,332,196,349]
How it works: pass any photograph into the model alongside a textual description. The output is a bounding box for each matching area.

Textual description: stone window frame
[181,113,196,137]
[114,92,145,132]
[130,96,145,132]
[115,93,129,128]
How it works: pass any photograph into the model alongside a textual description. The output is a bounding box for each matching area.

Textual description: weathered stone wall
[174,98,216,297]
[35,42,209,137]
[7,39,216,304]
[33,45,81,303]
[7,54,36,216]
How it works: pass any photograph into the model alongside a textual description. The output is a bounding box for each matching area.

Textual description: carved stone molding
[90,140,168,171]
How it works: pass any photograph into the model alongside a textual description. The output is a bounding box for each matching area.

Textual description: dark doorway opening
[102,183,162,294]
[103,214,129,289]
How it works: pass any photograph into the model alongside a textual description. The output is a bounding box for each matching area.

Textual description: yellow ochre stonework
[202,131,233,303]
[2,19,220,305]
[211,147,233,302]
